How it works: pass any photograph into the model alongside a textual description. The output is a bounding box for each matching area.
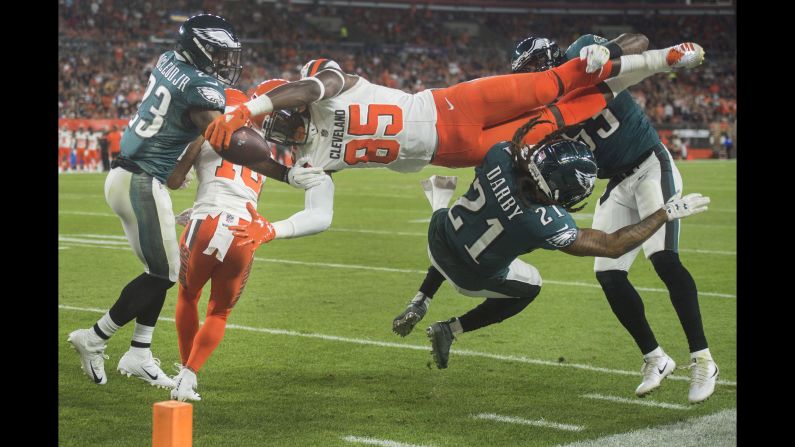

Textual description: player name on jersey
[485,163,524,221]
[155,54,191,93]
[330,110,346,159]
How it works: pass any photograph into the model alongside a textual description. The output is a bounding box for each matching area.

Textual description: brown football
[218,126,273,166]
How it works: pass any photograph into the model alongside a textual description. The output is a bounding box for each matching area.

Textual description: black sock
[419,266,445,298]
[107,273,174,328]
[596,270,658,354]
[651,251,708,352]
[458,296,536,333]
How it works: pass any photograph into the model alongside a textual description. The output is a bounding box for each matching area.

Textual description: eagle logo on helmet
[574,169,596,193]
[193,28,240,49]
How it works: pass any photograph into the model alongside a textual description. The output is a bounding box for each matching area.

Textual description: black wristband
[282,167,291,183]
[605,42,623,59]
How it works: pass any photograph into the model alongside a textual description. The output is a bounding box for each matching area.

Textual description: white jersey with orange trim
[87,132,100,151]
[75,131,88,149]
[296,76,438,173]
[190,140,265,221]
[59,130,73,149]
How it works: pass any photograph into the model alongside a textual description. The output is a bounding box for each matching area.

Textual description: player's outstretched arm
[561,193,709,258]
[270,175,335,239]
[205,69,357,149]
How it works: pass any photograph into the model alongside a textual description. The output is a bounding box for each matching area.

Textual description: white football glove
[579,44,611,74]
[175,208,193,226]
[287,166,326,190]
[663,193,710,221]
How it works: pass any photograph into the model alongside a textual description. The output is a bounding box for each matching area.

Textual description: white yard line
[57,304,737,387]
[341,435,432,447]
[580,393,690,411]
[472,413,584,432]
[58,236,737,298]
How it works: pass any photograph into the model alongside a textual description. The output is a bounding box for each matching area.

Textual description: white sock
[604,69,654,96]
[691,348,712,360]
[448,318,464,335]
[95,313,121,339]
[131,323,155,348]
[643,346,664,359]
[618,47,672,76]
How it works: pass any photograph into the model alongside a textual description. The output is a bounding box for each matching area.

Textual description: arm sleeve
[271,175,334,239]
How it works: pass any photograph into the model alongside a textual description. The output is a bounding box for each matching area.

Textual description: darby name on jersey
[329,109,346,159]
[486,164,524,221]
[155,54,191,93]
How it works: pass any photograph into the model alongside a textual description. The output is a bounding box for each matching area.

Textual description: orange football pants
[431,57,612,167]
[175,214,255,373]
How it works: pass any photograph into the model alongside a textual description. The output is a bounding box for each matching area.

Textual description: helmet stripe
[309,58,328,77]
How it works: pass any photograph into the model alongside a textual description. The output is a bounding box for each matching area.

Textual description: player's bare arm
[561,193,709,258]
[205,68,357,149]
[561,209,668,258]
[189,109,222,132]
[166,135,204,190]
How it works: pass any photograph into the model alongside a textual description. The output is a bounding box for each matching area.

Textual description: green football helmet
[515,139,597,209]
[176,14,243,86]
[511,36,564,73]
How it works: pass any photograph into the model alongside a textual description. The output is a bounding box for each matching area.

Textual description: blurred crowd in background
[58,0,737,170]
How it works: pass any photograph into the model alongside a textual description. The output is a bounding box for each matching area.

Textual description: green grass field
[58,160,736,446]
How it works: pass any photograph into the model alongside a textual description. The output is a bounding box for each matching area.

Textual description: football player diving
[203,39,705,247]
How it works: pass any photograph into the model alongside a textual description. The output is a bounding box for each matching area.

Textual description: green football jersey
[120,51,226,183]
[434,143,578,278]
[563,34,661,179]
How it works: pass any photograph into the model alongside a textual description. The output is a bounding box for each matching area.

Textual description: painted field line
[554,408,736,447]
[341,435,432,447]
[581,393,690,410]
[472,413,584,432]
[58,304,737,387]
[57,236,737,299]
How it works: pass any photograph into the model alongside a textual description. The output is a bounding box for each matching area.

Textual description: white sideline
[472,413,585,432]
[58,235,737,298]
[57,304,737,387]
[342,435,432,447]
[580,393,690,410]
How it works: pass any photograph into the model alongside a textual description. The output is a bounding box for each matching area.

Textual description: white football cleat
[171,366,201,402]
[687,356,719,404]
[117,348,176,389]
[635,353,676,396]
[666,42,705,69]
[67,329,109,385]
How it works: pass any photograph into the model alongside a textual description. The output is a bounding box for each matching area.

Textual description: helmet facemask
[511,37,564,73]
[262,109,311,146]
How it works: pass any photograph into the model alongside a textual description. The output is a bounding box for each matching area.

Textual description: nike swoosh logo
[657,360,669,375]
[445,97,455,110]
[141,366,158,380]
[90,366,103,384]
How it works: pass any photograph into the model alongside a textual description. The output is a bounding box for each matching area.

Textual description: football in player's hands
[217,127,273,166]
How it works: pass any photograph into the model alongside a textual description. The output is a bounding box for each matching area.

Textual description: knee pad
[595,270,630,290]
